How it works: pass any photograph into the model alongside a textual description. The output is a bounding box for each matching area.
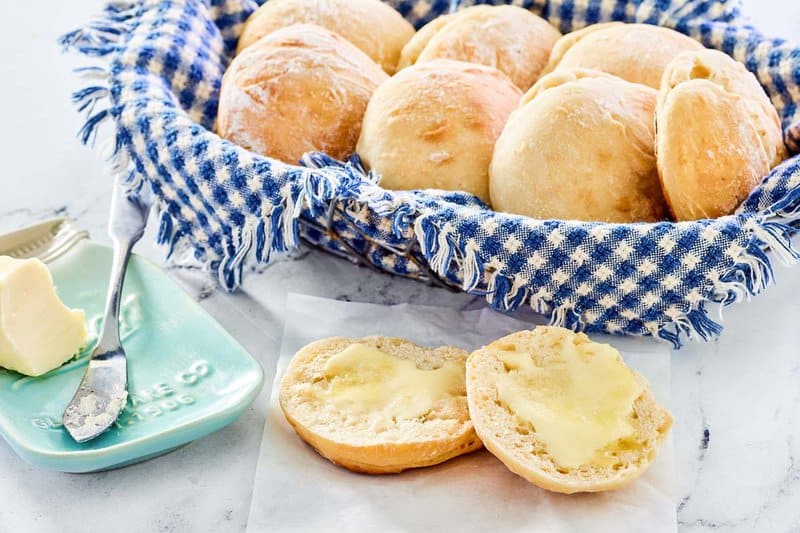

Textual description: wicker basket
[62,0,800,347]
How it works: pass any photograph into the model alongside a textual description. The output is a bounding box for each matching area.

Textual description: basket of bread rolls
[63,0,800,347]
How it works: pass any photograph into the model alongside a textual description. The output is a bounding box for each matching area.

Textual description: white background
[0,2,799,532]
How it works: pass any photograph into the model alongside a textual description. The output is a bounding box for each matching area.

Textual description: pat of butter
[0,256,88,376]
[494,335,643,469]
[320,343,464,422]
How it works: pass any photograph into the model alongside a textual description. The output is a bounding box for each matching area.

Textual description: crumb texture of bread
[218,24,387,164]
[656,49,788,220]
[466,327,673,494]
[403,5,560,91]
[357,59,521,204]
[490,69,668,222]
[543,23,703,88]
[279,336,482,474]
[236,0,415,73]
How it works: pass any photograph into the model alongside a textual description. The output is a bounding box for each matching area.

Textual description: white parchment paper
[247,294,676,533]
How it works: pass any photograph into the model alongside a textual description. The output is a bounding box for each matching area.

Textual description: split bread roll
[466,327,673,494]
[279,336,482,474]
[236,0,415,74]
[218,24,388,164]
[490,69,668,222]
[401,5,561,91]
[657,49,788,220]
[543,22,703,88]
[357,59,521,204]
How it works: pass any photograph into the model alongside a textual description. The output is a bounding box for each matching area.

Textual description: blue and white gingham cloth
[62,0,800,347]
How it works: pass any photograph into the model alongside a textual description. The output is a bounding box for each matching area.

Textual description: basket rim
[60,0,800,348]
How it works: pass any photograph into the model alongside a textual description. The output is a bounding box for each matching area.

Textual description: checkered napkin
[61,0,800,347]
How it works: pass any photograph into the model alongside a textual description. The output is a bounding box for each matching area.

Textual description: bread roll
[405,5,560,90]
[237,0,415,73]
[357,59,521,203]
[279,336,482,474]
[543,22,703,88]
[218,24,388,164]
[657,49,787,220]
[490,69,668,222]
[397,14,454,71]
[466,327,673,494]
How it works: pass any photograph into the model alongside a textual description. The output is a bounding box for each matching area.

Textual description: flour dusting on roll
[237,0,414,74]
[397,14,455,71]
[490,69,668,222]
[219,24,388,164]
[357,59,521,204]
[406,5,561,91]
[656,49,788,220]
[543,22,703,89]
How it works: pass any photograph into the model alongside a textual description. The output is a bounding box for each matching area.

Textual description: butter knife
[62,179,148,443]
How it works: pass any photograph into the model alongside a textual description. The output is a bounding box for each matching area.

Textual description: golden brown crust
[656,80,769,220]
[656,49,785,220]
[357,59,521,204]
[543,23,703,88]
[397,14,455,71]
[465,328,673,494]
[218,24,387,164]
[541,22,623,77]
[520,67,620,106]
[490,70,668,222]
[236,0,415,73]
[279,336,483,475]
[409,6,561,91]
[659,48,786,168]
[283,410,482,474]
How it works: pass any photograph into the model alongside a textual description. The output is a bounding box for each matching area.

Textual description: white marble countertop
[1,2,799,532]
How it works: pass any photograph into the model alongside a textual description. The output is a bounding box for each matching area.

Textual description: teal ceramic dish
[0,239,263,472]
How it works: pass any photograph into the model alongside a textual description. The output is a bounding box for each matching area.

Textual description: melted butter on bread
[491,331,643,469]
[319,343,465,424]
